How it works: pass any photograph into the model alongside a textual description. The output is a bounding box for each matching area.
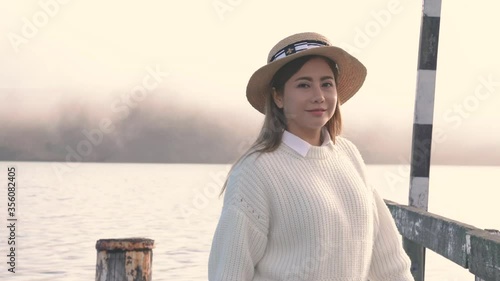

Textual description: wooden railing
[92,205,499,281]
[385,200,500,281]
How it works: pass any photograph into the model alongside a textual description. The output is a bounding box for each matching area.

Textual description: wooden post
[406,0,442,280]
[95,238,154,281]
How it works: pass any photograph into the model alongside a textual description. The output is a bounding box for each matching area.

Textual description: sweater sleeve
[208,162,270,281]
[368,187,414,281]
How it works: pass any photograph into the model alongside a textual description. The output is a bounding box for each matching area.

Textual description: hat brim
[246,46,367,114]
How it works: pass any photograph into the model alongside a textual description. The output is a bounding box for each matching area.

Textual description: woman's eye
[298,83,310,88]
[323,82,334,87]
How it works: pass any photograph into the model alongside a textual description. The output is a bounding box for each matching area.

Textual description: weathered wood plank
[95,238,154,281]
[385,200,479,267]
[468,229,500,281]
[386,200,500,281]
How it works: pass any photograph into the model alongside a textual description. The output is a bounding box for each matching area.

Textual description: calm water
[0,162,498,281]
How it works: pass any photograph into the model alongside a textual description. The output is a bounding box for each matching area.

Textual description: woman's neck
[289,128,323,146]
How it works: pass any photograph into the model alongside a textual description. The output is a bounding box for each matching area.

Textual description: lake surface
[0,162,498,280]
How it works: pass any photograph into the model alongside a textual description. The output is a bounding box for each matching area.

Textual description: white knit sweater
[208,130,414,281]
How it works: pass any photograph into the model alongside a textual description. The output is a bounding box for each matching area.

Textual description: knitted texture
[208,137,414,281]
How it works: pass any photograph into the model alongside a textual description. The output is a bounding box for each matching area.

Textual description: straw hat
[246,32,367,114]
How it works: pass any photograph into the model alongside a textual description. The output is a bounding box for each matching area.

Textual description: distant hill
[0,92,498,165]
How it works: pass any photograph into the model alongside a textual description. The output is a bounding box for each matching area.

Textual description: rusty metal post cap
[95,238,154,251]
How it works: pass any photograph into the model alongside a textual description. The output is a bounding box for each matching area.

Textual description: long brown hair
[219,55,342,197]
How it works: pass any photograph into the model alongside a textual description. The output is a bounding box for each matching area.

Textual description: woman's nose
[312,84,325,103]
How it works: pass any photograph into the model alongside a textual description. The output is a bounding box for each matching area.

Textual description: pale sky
[1,0,499,148]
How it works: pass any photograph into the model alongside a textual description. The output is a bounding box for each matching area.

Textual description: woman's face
[273,57,337,143]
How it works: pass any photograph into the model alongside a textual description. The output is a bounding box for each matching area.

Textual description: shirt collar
[282,127,332,157]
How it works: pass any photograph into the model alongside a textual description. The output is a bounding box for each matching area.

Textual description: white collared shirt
[281,127,332,157]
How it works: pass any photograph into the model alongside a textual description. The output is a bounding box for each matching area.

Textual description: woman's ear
[272,88,283,109]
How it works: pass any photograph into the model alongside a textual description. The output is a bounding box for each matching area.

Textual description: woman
[208,32,414,281]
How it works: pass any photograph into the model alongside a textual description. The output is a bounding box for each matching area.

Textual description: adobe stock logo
[51,65,170,183]
[339,0,403,55]
[212,0,244,21]
[7,0,71,53]
[442,75,499,130]
[383,74,499,192]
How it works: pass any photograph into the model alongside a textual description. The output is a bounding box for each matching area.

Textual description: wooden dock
[386,200,500,281]
[93,207,500,281]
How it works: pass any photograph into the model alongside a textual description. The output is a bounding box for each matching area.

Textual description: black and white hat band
[270,40,329,62]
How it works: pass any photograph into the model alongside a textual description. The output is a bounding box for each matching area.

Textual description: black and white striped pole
[405,1,442,280]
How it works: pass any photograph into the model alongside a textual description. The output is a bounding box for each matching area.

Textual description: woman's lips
[307,109,325,116]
